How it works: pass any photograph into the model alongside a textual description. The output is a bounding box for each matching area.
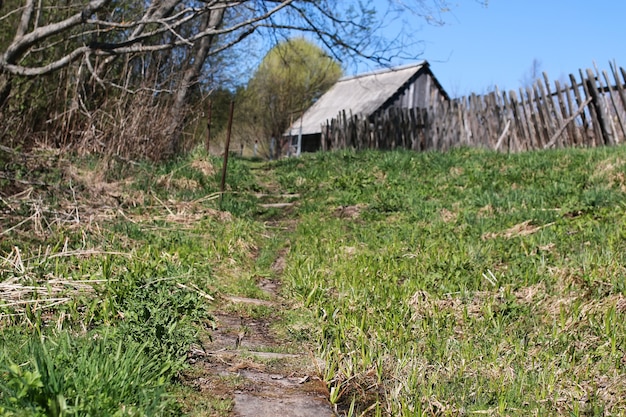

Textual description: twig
[117,209,138,223]
[150,191,175,216]
[0,215,35,236]
[259,203,294,208]
[544,96,593,149]
[46,249,132,259]
[191,193,221,204]
[0,298,71,308]
[495,119,511,151]
[177,282,215,301]
[0,172,48,186]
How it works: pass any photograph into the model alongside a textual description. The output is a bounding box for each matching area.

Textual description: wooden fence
[321,62,626,153]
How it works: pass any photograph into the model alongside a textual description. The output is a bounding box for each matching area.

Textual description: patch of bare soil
[183,250,333,417]
[334,204,367,219]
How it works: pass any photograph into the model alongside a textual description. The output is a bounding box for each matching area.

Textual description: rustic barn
[285,61,449,153]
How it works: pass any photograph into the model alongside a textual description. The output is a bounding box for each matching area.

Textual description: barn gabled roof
[286,61,447,136]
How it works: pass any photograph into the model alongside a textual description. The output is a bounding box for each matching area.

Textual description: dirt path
[208,308,332,416]
[182,201,334,416]
[180,164,335,416]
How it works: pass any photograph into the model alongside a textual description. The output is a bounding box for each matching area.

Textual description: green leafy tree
[243,37,343,155]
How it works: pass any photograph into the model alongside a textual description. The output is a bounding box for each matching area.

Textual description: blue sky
[358,0,626,97]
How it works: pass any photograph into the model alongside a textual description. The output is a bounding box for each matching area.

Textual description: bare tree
[0,0,482,157]
[520,58,542,88]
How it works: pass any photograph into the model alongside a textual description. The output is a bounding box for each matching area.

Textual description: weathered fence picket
[321,62,626,153]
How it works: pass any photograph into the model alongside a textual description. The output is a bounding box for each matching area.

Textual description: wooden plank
[366,117,373,150]
[518,88,535,150]
[610,63,626,121]
[501,90,516,152]
[569,73,590,136]
[420,107,428,151]
[468,93,480,147]
[409,108,417,151]
[542,72,566,146]
[580,69,603,146]
[431,101,441,150]
[537,81,557,142]
[610,63,626,145]
[602,69,626,142]
[410,108,417,151]
[454,100,464,148]
[446,101,455,148]
[423,104,436,151]
[563,82,583,146]
[586,68,614,145]
[383,110,392,149]
[356,114,363,150]
[493,89,506,150]
[509,90,528,151]
[532,85,550,147]
[459,97,472,146]
[527,87,545,149]
[554,80,573,148]
[593,64,618,144]
[544,96,592,149]
[490,92,501,148]
[451,100,460,149]
[482,93,494,148]
[438,102,447,150]
[401,108,408,149]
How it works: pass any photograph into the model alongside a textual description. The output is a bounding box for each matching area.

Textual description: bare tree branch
[3,46,91,76]
[15,0,35,38]
[0,0,477,158]
[1,0,110,66]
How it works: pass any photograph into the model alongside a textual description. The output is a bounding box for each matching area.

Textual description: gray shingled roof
[286,61,427,136]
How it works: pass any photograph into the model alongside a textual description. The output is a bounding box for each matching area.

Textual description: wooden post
[580,69,603,146]
[569,74,590,146]
[511,91,532,151]
[563,81,583,146]
[205,99,212,153]
[586,68,614,145]
[220,100,235,207]
[527,88,542,150]
[501,91,517,152]
[542,72,566,145]
[610,63,626,124]
[594,63,618,140]
[554,80,572,147]
[509,91,527,152]
[610,63,626,143]
[536,82,555,146]
[602,69,626,142]
[569,74,590,132]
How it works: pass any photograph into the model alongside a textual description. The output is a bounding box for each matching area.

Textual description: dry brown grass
[334,204,367,219]
[439,207,458,223]
[482,219,555,240]
[0,149,236,325]
[593,157,626,192]
[0,245,121,322]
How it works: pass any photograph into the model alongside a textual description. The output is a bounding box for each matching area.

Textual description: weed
[0,333,179,416]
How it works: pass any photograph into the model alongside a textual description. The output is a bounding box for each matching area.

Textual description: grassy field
[276,147,626,416]
[1,145,626,416]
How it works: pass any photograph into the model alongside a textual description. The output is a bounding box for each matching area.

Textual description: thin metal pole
[220,100,235,207]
